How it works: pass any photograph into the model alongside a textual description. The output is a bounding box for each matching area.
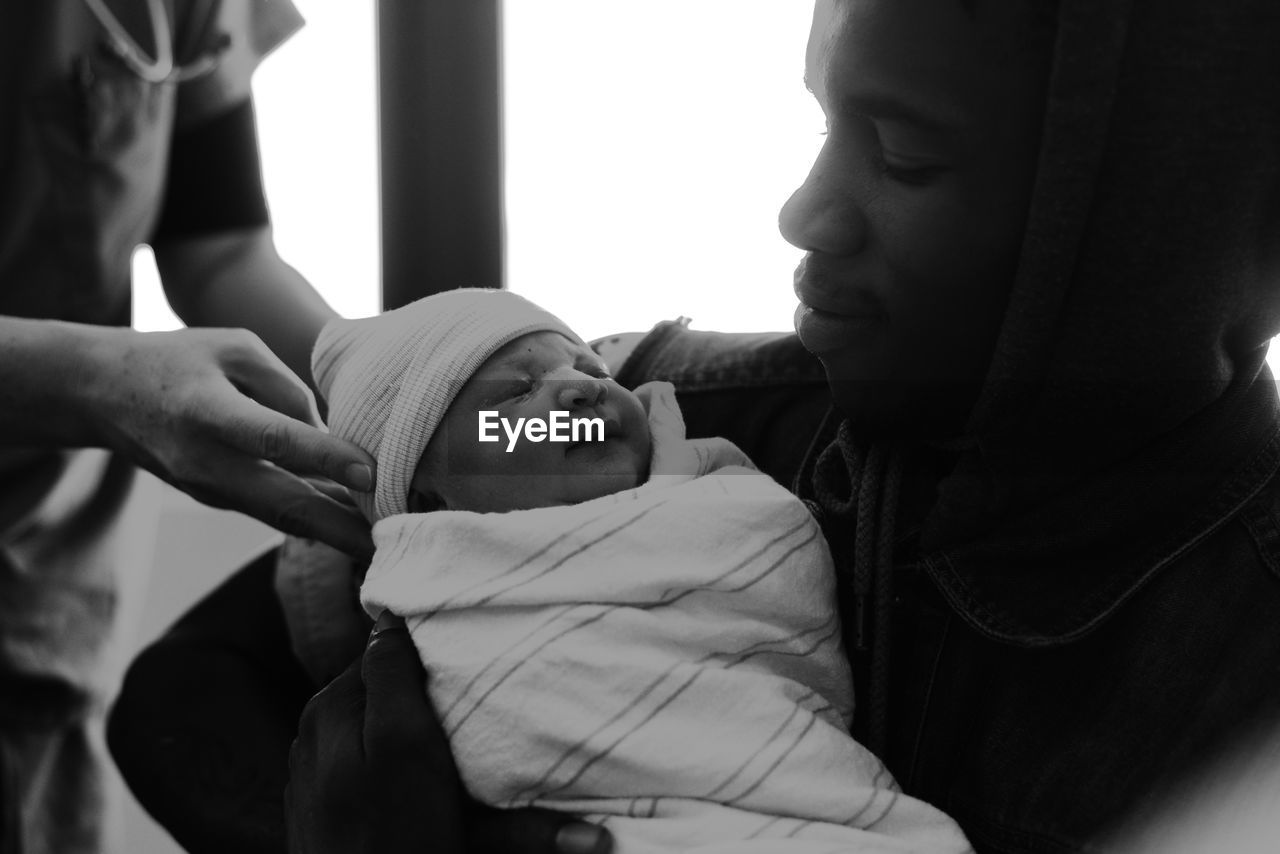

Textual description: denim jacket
[620,321,1280,854]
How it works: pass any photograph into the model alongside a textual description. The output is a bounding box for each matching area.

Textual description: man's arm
[286,612,614,854]
[108,550,312,854]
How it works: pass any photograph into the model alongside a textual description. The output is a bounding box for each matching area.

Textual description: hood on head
[922,0,1280,640]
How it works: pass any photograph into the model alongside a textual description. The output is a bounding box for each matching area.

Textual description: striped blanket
[361,387,970,854]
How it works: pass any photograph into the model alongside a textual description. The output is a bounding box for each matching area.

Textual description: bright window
[133,0,379,330]
[133,3,1280,377]
[135,2,818,342]
[504,1,820,338]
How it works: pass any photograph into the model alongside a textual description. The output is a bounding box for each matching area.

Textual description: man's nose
[778,154,867,256]
[554,376,608,410]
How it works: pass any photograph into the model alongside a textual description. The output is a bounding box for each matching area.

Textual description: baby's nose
[555,377,607,410]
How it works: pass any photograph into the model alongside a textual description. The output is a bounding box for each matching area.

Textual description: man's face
[781,0,1052,434]
[412,331,651,513]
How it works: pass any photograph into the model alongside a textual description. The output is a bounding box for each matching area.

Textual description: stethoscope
[80,0,223,84]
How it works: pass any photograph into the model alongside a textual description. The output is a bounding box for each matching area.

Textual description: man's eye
[877,155,947,186]
[840,114,948,186]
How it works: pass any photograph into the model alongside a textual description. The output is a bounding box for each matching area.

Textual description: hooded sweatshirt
[619,1,1280,851]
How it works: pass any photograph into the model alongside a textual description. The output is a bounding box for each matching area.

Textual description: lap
[107,548,313,854]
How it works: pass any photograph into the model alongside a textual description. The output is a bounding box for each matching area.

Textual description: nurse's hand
[286,613,613,854]
[85,326,375,557]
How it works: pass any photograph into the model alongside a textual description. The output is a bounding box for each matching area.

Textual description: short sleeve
[173,0,305,129]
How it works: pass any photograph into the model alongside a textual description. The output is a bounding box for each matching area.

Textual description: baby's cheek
[627,429,653,475]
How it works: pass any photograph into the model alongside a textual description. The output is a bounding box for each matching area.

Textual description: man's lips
[794,303,884,354]
[792,269,887,354]
[791,254,888,354]
[792,261,885,318]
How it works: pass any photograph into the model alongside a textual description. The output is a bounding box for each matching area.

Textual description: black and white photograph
[3,2,1279,853]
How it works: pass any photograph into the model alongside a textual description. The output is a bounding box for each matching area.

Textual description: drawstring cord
[804,416,905,758]
[853,443,885,659]
[869,443,902,755]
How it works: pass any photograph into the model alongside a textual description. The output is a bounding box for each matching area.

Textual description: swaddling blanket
[361,388,970,854]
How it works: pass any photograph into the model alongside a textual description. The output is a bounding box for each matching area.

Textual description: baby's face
[411,331,651,513]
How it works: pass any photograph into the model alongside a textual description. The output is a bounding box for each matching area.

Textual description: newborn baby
[311,289,971,854]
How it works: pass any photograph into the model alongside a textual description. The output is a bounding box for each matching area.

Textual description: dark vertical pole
[376,0,504,310]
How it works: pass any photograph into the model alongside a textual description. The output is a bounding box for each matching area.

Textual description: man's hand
[82,326,375,557]
[286,612,613,854]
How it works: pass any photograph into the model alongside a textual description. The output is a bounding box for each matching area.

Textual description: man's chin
[825,375,980,440]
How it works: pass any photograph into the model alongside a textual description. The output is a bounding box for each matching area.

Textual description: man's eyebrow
[841,91,964,135]
[803,69,961,135]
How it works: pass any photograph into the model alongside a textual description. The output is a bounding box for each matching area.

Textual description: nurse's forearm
[156,226,336,392]
[0,312,375,555]
[0,315,115,446]
[0,313,326,455]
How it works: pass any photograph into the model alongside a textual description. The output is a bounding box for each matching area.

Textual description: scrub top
[0,1,300,851]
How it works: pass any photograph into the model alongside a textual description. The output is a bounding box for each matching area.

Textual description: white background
[132,1,1280,368]
[133,1,822,340]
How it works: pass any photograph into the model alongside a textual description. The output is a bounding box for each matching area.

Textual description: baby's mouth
[567,415,624,451]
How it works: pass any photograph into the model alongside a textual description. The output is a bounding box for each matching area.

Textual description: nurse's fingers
[190,454,373,558]
[199,328,376,495]
[215,328,324,427]
[214,390,377,497]
[302,475,359,505]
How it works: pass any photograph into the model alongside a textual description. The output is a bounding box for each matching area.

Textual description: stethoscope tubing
[80,0,221,84]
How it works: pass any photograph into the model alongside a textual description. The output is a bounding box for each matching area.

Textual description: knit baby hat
[312,288,583,522]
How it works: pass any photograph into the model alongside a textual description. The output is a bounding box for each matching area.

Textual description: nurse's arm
[154,224,333,394]
[0,314,374,558]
